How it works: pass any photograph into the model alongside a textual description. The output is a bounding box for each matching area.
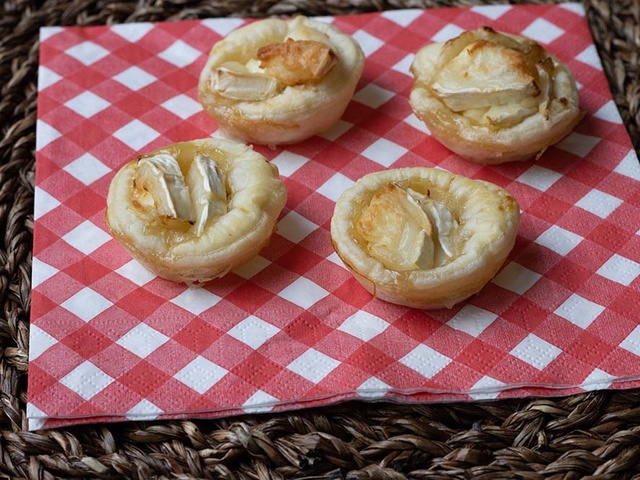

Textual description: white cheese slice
[187,153,227,237]
[430,40,540,112]
[357,183,435,271]
[213,62,279,101]
[421,199,459,264]
[136,153,193,222]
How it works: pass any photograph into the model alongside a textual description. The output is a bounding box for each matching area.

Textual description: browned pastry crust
[105,138,287,284]
[198,16,364,146]
[330,167,520,309]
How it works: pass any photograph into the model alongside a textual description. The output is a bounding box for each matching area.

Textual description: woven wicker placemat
[2,0,639,478]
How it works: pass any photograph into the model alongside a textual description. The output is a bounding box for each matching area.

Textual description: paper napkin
[28,3,640,430]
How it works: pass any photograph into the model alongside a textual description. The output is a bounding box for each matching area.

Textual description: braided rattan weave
[1,0,639,478]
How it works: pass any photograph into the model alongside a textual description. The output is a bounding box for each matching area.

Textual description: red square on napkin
[29,3,640,430]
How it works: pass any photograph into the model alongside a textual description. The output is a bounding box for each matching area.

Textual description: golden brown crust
[105,138,287,284]
[198,16,364,146]
[330,167,520,309]
[409,27,583,164]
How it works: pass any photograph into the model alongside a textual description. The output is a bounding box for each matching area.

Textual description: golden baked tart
[198,16,365,145]
[410,27,582,164]
[106,138,287,284]
[330,168,520,309]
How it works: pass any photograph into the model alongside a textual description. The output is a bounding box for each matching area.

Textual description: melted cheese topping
[410,27,582,164]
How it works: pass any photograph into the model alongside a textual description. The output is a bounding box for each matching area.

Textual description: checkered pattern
[28,4,640,430]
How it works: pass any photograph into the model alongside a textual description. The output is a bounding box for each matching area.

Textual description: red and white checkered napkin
[28,3,640,430]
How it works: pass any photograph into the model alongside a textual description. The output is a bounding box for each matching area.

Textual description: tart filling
[198,16,365,145]
[106,138,287,284]
[410,27,582,164]
[330,167,520,309]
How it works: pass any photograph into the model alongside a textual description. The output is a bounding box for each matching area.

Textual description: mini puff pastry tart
[330,168,520,309]
[198,16,365,146]
[410,27,582,164]
[106,138,287,284]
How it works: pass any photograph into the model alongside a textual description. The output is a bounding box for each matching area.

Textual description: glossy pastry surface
[198,16,365,145]
[410,27,582,164]
[106,138,287,284]
[330,167,520,309]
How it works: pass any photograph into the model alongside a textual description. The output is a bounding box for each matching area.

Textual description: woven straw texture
[2,0,640,478]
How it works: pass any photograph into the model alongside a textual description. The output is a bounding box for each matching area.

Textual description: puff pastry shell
[105,138,287,284]
[198,16,365,145]
[410,27,582,164]
[330,168,520,309]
